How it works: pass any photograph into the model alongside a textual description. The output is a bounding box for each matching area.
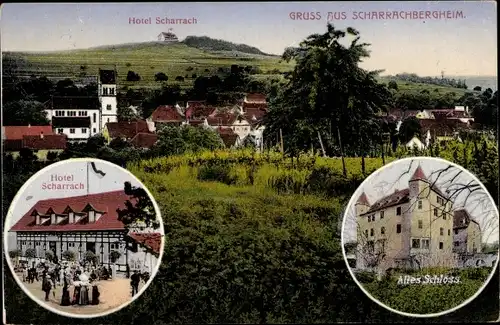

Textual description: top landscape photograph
[2,1,498,324]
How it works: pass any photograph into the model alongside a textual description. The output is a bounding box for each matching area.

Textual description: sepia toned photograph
[4,158,165,318]
[342,157,499,316]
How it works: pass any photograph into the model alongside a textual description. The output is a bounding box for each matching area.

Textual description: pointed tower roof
[356,192,370,206]
[410,165,428,182]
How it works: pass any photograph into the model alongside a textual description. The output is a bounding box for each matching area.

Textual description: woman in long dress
[90,279,100,305]
[78,273,90,305]
[60,269,72,306]
[72,281,81,305]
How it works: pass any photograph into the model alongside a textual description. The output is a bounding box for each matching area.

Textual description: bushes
[198,162,237,185]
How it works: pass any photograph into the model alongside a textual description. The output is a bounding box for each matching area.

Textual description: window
[110,243,117,249]
[103,87,108,95]
[68,111,76,116]
[439,242,444,249]
[440,227,444,236]
[448,229,451,236]
[396,207,402,215]
[368,215,371,223]
[364,229,368,237]
[418,200,422,209]
[107,118,110,123]
[78,111,88,116]
[396,224,401,233]
[381,227,385,235]
[412,239,420,248]
[434,208,438,216]
[107,104,112,110]
[57,128,64,134]
[370,228,374,237]
[380,211,384,219]
[422,239,430,249]
[93,113,97,123]
[371,215,375,222]
[418,220,423,229]
[443,214,447,220]
[68,242,75,247]
[82,128,87,133]
[454,229,458,235]
[35,241,40,246]
[93,128,96,133]
[69,128,75,134]
[110,88,115,95]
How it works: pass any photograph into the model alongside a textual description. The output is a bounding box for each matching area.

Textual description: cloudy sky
[342,157,499,245]
[1,1,497,76]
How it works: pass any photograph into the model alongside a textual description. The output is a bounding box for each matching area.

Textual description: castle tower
[98,69,118,132]
[355,192,370,216]
[408,164,430,200]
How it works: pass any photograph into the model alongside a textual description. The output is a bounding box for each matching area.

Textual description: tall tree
[264,24,392,173]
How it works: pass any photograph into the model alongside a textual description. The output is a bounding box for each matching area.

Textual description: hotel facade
[355,166,482,271]
[9,190,161,273]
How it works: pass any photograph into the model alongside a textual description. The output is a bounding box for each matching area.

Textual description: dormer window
[36,214,41,225]
[51,213,56,225]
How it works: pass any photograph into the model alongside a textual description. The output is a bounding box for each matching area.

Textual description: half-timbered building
[9,190,162,273]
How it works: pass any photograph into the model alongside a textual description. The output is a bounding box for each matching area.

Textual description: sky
[342,157,499,245]
[0,2,497,76]
[3,159,157,249]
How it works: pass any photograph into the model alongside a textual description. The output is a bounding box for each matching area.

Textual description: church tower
[98,69,118,131]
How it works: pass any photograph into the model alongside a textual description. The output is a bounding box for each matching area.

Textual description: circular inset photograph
[4,158,165,318]
[341,157,499,317]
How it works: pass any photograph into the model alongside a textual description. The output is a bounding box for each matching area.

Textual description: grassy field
[3,42,294,90]
[378,76,470,96]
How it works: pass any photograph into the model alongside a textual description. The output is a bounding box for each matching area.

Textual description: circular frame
[3,158,165,319]
[340,156,499,318]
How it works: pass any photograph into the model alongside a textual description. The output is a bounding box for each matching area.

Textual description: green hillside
[2,42,293,89]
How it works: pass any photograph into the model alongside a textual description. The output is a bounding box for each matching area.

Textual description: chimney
[40,131,44,139]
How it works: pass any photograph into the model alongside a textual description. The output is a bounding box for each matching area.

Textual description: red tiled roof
[245,93,267,103]
[419,118,469,137]
[185,105,216,120]
[186,100,206,108]
[243,102,268,110]
[3,126,53,140]
[410,166,427,182]
[187,119,207,127]
[356,192,370,206]
[206,112,238,126]
[453,209,480,230]
[216,127,239,147]
[9,190,134,232]
[243,108,266,124]
[22,134,67,150]
[130,133,158,149]
[151,105,184,123]
[127,232,162,255]
[387,109,420,120]
[106,120,150,139]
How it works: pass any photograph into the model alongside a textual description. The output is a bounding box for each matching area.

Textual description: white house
[207,112,252,141]
[406,136,426,151]
[44,69,118,141]
[9,190,162,273]
[157,32,179,43]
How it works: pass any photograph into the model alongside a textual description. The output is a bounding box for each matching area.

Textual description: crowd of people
[20,260,151,306]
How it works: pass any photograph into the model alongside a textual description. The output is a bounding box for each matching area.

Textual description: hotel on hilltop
[9,190,162,273]
[355,165,482,271]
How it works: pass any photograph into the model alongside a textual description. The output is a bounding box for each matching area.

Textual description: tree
[398,116,421,144]
[116,181,160,230]
[127,71,141,82]
[9,249,21,259]
[117,104,137,122]
[62,250,76,262]
[44,250,55,262]
[175,76,185,82]
[155,72,168,82]
[264,24,392,173]
[2,100,50,126]
[109,137,130,150]
[473,86,482,91]
[84,251,99,265]
[25,248,36,261]
[242,134,257,149]
[151,125,224,156]
[387,80,398,90]
[110,250,122,264]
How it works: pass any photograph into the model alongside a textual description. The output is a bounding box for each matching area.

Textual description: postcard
[1,1,497,323]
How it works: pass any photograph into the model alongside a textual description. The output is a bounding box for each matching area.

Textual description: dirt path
[17,275,145,316]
